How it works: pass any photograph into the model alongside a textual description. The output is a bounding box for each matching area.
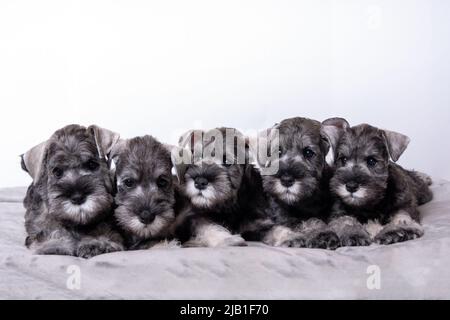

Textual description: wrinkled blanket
[1,181,449,300]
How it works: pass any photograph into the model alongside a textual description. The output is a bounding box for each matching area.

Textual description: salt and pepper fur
[21,124,124,258]
[328,121,433,246]
[20,119,433,255]
[257,117,347,250]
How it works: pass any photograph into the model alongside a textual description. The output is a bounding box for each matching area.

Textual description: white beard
[185,179,218,208]
[61,197,99,224]
[125,214,172,239]
[337,185,368,206]
[274,180,301,204]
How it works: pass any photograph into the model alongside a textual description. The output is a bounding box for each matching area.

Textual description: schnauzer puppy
[21,124,124,258]
[173,127,268,247]
[110,135,182,250]
[256,117,347,250]
[327,118,433,246]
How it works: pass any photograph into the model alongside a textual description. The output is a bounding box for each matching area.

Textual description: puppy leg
[374,209,424,245]
[329,215,372,247]
[76,222,125,258]
[33,238,77,256]
[76,236,124,259]
[409,170,434,205]
[184,220,247,248]
[31,230,77,256]
[262,225,306,247]
[240,218,275,241]
[298,218,340,250]
[132,239,181,250]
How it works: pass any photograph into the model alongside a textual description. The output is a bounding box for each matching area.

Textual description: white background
[0,0,449,187]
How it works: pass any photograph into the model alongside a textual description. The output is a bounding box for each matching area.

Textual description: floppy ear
[109,139,127,170]
[382,129,410,162]
[165,144,191,183]
[88,125,120,160]
[321,118,350,164]
[21,141,49,181]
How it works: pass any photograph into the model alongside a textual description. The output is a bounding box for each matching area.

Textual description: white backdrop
[0,0,449,187]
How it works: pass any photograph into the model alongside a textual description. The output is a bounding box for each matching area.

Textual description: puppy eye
[303,147,315,159]
[52,167,63,179]
[86,160,99,171]
[157,176,169,188]
[339,156,348,166]
[367,157,378,167]
[123,178,135,188]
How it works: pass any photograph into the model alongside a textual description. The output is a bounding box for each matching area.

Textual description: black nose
[194,177,209,190]
[346,182,360,193]
[139,210,156,224]
[280,175,295,187]
[70,193,86,205]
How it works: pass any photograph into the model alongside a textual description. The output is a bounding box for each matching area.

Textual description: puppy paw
[33,239,75,256]
[340,231,371,247]
[307,230,340,250]
[35,244,74,256]
[375,226,424,245]
[183,235,247,248]
[281,236,307,248]
[218,235,248,247]
[76,240,123,259]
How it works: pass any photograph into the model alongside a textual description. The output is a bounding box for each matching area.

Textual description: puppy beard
[273,180,301,205]
[185,179,233,210]
[268,177,317,205]
[49,192,112,225]
[335,184,369,207]
[115,207,175,239]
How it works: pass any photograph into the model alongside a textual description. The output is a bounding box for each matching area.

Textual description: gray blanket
[1,181,449,299]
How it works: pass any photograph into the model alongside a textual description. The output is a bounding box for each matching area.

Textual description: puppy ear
[21,141,49,181]
[109,139,127,170]
[321,118,350,165]
[382,130,410,162]
[165,144,191,183]
[88,125,120,160]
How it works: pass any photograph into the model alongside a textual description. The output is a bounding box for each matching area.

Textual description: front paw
[220,235,248,247]
[33,239,76,256]
[35,244,75,256]
[340,231,371,247]
[281,236,307,248]
[76,240,123,259]
[375,226,423,245]
[307,230,340,250]
[183,234,247,248]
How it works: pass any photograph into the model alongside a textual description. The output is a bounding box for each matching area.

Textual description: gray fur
[258,117,347,250]
[21,124,124,258]
[174,127,268,248]
[111,135,178,249]
[328,122,433,246]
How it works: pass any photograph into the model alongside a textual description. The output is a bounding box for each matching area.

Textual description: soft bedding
[1,180,449,299]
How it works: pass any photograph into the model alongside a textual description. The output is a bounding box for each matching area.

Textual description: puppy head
[111,136,176,240]
[177,127,249,210]
[330,123,410,207]
[259,117,347,205]
[21,124,119,225]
